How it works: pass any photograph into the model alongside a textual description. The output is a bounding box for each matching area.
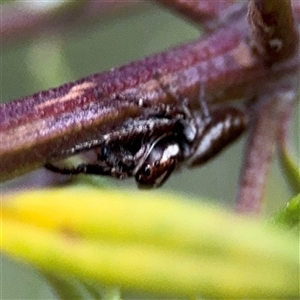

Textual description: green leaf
[271,193,300,229]
[1,187,299,298]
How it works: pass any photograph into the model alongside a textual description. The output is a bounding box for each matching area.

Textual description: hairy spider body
[45,94,247,188]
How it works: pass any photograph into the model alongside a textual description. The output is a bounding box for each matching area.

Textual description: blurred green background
[1,1,299,299]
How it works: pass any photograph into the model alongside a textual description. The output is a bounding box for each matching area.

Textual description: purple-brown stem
[236,91,290,214]
[235,0,300,214]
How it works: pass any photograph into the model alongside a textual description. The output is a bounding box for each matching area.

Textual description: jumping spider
[45,87,247,188]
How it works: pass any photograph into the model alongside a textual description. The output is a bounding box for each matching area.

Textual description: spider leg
[53,139,105,158]
[44,162,111,176]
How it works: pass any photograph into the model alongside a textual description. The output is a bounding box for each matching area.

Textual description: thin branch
[236,95,279,214]
[236,88,298,215]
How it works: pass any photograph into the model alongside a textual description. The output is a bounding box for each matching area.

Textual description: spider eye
[135,164,153,188]
[142,164,152,177]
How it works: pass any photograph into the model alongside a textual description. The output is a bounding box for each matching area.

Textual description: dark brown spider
[45,87,247,188]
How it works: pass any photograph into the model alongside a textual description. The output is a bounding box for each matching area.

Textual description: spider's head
[135,137,180,188]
